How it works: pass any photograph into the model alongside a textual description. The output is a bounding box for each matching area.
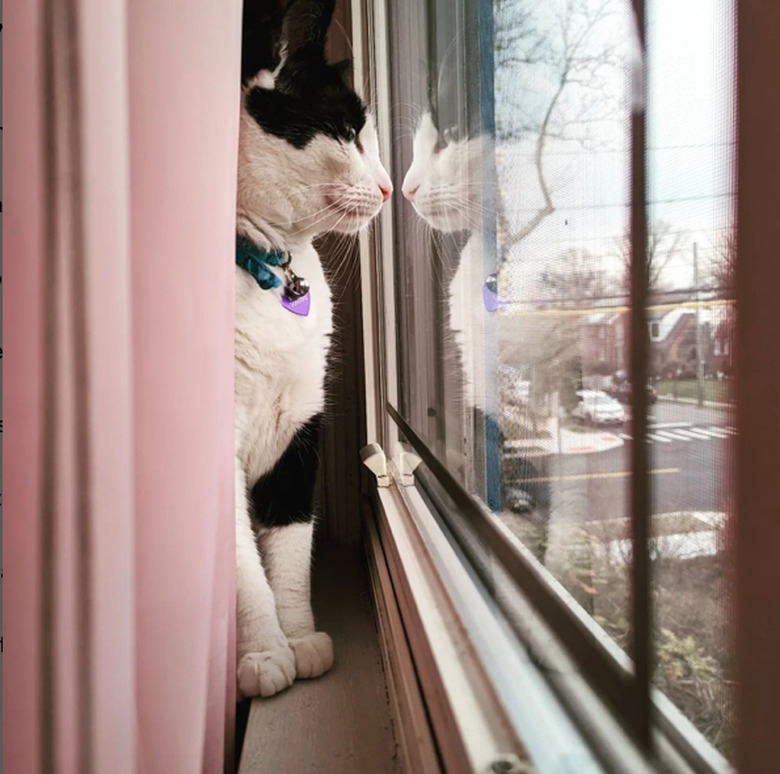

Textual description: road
[505,401,735,523]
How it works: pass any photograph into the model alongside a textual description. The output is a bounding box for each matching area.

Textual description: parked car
[571,390,626,426]
[606,381,658,405]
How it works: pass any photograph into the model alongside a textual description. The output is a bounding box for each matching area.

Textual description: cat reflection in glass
[402,111,491,414]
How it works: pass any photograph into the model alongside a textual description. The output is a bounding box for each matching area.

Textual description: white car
[572,390,626,426]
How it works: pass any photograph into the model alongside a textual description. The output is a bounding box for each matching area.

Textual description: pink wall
[5,1,241,771]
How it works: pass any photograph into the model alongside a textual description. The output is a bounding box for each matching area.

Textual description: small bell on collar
[284,266,310,300]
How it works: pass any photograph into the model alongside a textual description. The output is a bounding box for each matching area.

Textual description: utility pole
[694,242,704,407]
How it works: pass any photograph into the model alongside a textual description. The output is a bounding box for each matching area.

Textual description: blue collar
[236,234,312,316]
[236,235,290,290]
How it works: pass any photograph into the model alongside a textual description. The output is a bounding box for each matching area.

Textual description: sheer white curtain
[5,1,242,772]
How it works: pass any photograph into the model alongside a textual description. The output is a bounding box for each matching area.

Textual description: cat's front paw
[237,645,296,699]
[289,632,334,679]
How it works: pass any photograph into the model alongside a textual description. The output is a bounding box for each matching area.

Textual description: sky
[493,0,735,298]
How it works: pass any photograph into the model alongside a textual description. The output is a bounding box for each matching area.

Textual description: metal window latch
[486,754,535,774]
[394,442,421,486]
[360,443,390,487]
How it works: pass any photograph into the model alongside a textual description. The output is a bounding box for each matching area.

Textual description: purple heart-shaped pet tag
[483,282,500,312]
[281,291,311,316]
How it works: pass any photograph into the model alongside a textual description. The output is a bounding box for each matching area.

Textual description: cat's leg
[235,456,296,699]
[258,523,333,678]
[251,414,334,680]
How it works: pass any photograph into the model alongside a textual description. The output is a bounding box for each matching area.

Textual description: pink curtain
[128,0,241,770]
[4,1,241,772]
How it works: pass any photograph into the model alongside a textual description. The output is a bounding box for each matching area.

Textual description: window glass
[493,0,635,680]
[646,0,736,755]
[390,0,636,648]
[383,0,735,760]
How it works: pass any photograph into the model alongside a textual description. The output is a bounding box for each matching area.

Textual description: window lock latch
[394,442,421,486]
[360,443,391,487]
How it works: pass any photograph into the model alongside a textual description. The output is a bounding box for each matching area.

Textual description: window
[356,0,770,770]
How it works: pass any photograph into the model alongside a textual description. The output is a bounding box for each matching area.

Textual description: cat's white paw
[237,645,296,699]
[289,631,334,679]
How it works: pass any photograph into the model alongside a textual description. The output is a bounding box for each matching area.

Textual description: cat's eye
[344,126,357,142]
[434,125,459,154]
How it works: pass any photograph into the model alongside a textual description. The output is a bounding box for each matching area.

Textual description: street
[506,401,735,523]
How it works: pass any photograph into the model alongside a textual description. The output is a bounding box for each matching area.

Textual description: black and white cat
[402,111,488,413]
[235,0,391,699]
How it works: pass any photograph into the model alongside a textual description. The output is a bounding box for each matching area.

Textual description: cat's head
[237,0,392,245]
[401,112,483,233]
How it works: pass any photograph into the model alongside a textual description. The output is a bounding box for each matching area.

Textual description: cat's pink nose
[380,184,392,202]
[403,185,418,203]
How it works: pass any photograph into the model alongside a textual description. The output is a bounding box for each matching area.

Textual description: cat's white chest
[448,234,487,410]
[234,244,333,483]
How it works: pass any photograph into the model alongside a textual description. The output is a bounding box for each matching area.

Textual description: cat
[402,109,506,510]
[402,110,489,415]
[235,0,392,699]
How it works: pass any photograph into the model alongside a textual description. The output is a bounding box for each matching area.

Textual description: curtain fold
[4,1,241,771]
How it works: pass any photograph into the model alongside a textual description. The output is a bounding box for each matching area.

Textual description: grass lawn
[655,379,732,404]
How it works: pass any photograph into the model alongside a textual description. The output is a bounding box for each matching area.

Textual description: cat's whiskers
[338,237,363,300]
[448,195,497,222]
[412,218,449,292]
[322,223,363,303]
[288,200,344,235]
[390,101,425,125]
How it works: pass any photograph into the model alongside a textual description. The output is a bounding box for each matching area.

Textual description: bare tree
[707,230,736,300]
[615,219,687,296]
[494,0,543,71]
[499,249,615,428]
[494,1,626,423]
[494,0,623,257]
[539,248,614,308]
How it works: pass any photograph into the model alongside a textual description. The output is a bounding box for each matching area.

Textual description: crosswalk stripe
[558,425,733,450]
[654,430,692,441]
[698,427,729,438]
[681,428,715,440]
[675,428,710,440]
[702,428,727,438]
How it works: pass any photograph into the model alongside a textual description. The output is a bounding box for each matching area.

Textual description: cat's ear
[281,0,335,62]
[241,0,285,84]
[332,59,353,84]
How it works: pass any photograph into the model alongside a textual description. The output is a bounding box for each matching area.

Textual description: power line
[501,298,735,319]
[501,191,735,214]
[495,140,736,157]
[500,225,732,249]
[510,288,732,306]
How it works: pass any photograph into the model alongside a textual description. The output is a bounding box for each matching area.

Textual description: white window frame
[351,1,743,772]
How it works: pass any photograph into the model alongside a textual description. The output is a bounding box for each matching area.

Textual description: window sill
[365,471,722,774]
[237,546,398,774]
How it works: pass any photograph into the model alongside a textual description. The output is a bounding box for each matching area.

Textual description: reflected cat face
[401,113,484,233]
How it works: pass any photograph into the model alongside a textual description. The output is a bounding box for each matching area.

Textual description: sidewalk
[656,394,735,409]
